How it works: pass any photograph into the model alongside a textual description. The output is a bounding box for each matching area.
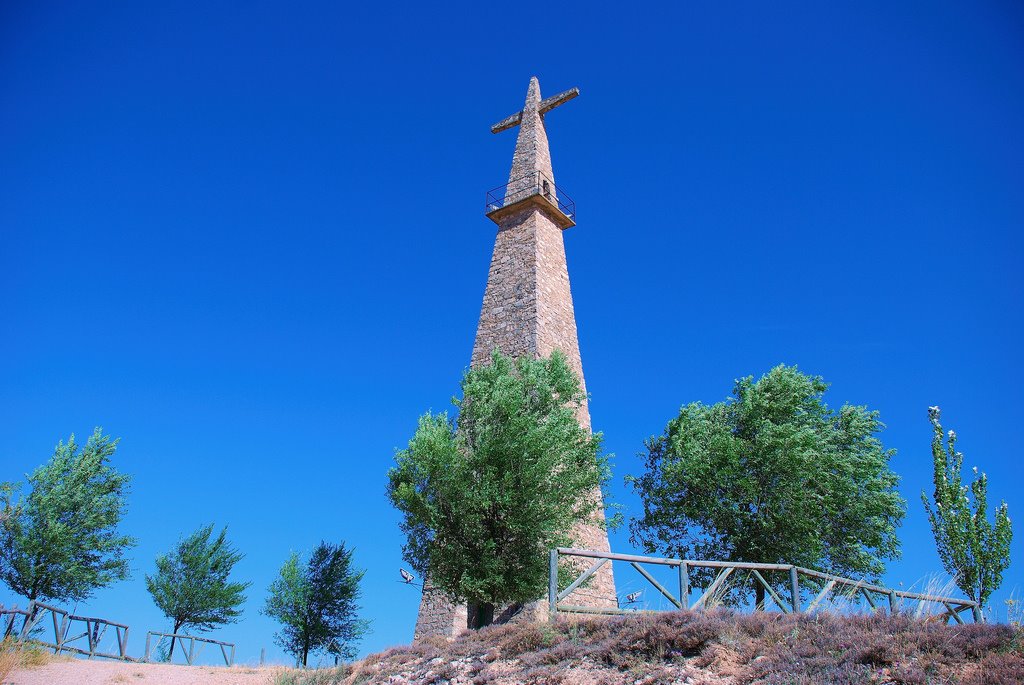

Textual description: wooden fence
[144,631,235,666]
[0,601,130,659]
[0,601,236,665]
[550,548,981,624]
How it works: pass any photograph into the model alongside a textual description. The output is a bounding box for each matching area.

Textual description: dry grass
[0,646,17,684]
[901,573,962,621]
[271,664,354,685]
[1000,587,1023,626]
[0,637,65,680]
[347,610,1024,685]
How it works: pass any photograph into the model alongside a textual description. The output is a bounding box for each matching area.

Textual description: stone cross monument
[413,77,617,640]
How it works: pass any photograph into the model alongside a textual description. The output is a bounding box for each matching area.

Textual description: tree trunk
[468,602,495,629]
[168,620,182,660]
[754,579,766,612]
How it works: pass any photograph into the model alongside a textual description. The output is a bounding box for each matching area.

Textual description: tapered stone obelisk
[413,77,617,640]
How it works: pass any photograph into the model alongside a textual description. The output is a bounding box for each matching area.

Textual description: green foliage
[922,406,1012,607]
[263,542,369,667]
[629,365,906,601]
[145,523,249,656]
[0,428,136,602]
[386,350,611,620]
[266,553,306,660]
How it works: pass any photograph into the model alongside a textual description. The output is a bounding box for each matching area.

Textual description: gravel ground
[8,661,280,685]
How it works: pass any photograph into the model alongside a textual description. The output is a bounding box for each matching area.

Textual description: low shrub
[962,652,1024,685]
[352,609,1023,685]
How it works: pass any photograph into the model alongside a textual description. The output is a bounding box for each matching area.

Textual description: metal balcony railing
[485,171,575,222]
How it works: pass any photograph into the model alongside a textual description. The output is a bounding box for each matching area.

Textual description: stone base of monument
[413,595,551,642]
[413,550,618,641]
[413,583,467,641]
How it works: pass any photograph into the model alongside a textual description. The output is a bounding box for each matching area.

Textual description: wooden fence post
[51,609,61,654]
[679,562,689,610]
[549,548,558,620]
[789,567,800,613]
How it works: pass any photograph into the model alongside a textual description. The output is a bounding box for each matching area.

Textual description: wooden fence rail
[1,605,30,639]
[144,631,235,666]
[550,548,981,624]
[0,601,130,660]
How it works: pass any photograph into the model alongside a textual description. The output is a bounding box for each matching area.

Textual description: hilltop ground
[349,610,1023,684]
[6,610,1024,685]
[7,660,269,685]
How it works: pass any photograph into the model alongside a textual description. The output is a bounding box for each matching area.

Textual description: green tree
[0,429,136,603]
[146,524,250,658]
[922,406,1012,611]
[630,365,906,608]
[386,350,612,628]
[262,542,368,667]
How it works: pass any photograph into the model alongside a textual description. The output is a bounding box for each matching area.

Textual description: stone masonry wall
[471,207,539,368]
[531,207,616,610]
[415,204,616,639]
[413,580,467,642]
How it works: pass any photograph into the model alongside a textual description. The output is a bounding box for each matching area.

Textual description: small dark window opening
[542,179,551,198]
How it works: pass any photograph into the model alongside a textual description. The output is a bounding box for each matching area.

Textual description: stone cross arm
[490,87,580,134]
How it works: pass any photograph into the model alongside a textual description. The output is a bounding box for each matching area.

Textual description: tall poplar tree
[922,406,1012,611]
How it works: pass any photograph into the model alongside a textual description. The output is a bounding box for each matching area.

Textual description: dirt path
[8,661,279,685]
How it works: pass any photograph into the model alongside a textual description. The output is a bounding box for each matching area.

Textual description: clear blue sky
[2,0,1022,666]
